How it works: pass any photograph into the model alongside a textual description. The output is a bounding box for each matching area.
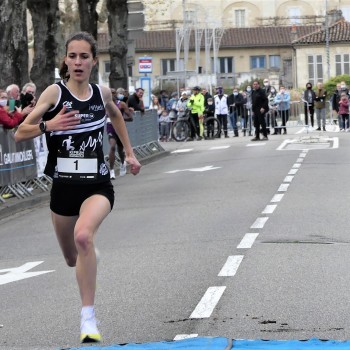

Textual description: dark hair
[135,88,144,92]
[306,82,312,88]
[59,31,98,80]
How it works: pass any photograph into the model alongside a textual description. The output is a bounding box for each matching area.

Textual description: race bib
[57,157,98,180]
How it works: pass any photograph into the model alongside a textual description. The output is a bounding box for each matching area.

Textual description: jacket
[227,93,244,115]
[187,93,205,115]
[214,94,228,115]
[314,89,327,109]
[274,92,290,111]
[0,108,23,129]
[251,88,269,115]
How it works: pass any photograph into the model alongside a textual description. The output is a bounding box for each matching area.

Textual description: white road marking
[174,334,198,340]
[333,137,339,148]
[276,139,290,150]
[288,168,298,175]
[209,146,230,150]
[292,163,301,168]
[251,217,269,229]
[237,233,259,249]
[0,261,54,285]
[165,165,221,174]
[299,153,307,158]
[262,204,277,214]
[271,193,284,202]
[190,286,226,319]
[247,143,266,147]
[296,158,304,163]
[218,255,244,277]
[278,183,290,192]
[171,149,193,153]
[283,176,294,183]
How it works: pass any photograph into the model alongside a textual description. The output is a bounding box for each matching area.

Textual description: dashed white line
[218,255,244,276]
[174,334,198,340]
[262,204,277,214]
[209,146,230,150]
[299,153,307,158]
[190,286,226,319]
[271,193,284,202]
[288,168,298,175]
[247,143,266,147]
[237,233,259,249]
[283,175,294,183]
[278,183,290,192]
[292,163,301,168]
[251,217,269,229]
[296,158,304,163]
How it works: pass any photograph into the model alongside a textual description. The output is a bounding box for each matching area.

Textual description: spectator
[107,88,134,178]
[167,92,178,121]
[267,87,279,134]
[187,86,205,141]
[127,88,145,113]
[176,91,189,119]
[251,80,269,141]
[202,88,213,107]
[263,78,272,96]
[159,108,171,142]
[158,90,169,109]
[227,86,244,137]
[149,95,162,115]
[338,92,349,131]
[21,82,37,109]
[6,83,34,118]
[0,89,24,129]
[274,86,290,135]
[303,82,316,129]
[204,97,215,139]
[314,82,327,131]
[214,86,229,138]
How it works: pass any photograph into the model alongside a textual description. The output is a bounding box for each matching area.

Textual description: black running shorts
[50,181,115,216]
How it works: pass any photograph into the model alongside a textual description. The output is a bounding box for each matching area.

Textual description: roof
[293,19,350,45]
[97,25,321,53]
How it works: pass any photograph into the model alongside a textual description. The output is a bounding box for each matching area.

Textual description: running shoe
[119,162,126,177]
[80,313,101,343]
[110,169,116,180]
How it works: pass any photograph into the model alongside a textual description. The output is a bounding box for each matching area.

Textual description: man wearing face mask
[227,87,244,137]
[0,89,24,129]
[263,78,272,96]
[251,81,269,141]
[302,82,316,128]
[107,88,134,178]
[214,86,229,138]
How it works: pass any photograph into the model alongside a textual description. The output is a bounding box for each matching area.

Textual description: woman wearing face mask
[267,87,279,135]
[0,89,24,129]
[302,82,316,128]
[274,86,290,134]
[227,87,244,137]
[107,88,134,179]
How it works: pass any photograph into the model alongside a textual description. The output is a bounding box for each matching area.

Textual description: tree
[77,0,99,83]
[107,0,128,89]
[0,0,29,90]
[27,0,59,96]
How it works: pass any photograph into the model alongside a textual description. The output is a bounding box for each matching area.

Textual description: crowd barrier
[0,109,164,205]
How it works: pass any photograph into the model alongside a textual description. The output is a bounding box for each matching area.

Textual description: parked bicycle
[171,109,221,142]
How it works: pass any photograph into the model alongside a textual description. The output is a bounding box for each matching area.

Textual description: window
[104,61,110,74]
[341,6,350,21]
[161,59,184,75]
[235,9,245,27]
[308,55,323,85]
[289,7,301,24]
[212,57,234,73]
[269,55,281,69]
[335,54,350,75]
[250,56,266,69]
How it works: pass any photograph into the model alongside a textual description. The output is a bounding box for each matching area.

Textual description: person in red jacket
[0,89,24,129]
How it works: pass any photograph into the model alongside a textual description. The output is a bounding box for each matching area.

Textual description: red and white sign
[139,57,152,74]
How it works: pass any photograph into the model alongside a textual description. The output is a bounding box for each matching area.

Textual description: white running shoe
[80,312,101,343]
[110,169,115,179]
[119,162,126,177]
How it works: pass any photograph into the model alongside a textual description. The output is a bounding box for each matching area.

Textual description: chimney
[327,9,344,26]
[290,24,298,42]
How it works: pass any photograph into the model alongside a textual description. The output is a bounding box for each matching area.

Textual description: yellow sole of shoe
[80,333,101,343]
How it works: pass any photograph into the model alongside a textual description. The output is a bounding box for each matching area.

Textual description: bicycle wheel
[171,120,190,142]
[204,117,221,139]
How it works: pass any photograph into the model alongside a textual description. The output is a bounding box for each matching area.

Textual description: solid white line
[247,143,266,147]
[283,175,294,183]
[218,255,244,276]
[209,146,230,150]
[174,334,198,340]
[190,286,226,319]
[288,168,298,175]
[237,233,259,249]
[278,184,290,192]
[251,217,269,229]
[262,204,277,214]
[271,193,284,202]
[171,149,193,153]
[292,163,301,168]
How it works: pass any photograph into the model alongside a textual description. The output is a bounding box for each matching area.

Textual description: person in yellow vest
[186,86,205,141]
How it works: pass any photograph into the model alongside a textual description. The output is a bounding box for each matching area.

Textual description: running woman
[15,31,141,343]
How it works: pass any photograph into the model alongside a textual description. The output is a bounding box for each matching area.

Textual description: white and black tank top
[43,81,110,184]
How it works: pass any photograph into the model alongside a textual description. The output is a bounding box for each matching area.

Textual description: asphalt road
[1,125,350,349]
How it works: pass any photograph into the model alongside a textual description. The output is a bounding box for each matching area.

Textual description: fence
[0,109,163,204]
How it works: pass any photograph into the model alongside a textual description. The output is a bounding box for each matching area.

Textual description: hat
[181,91,188,96]
[193,86,201,91]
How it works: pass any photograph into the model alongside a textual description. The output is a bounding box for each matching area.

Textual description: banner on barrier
[0,129,37,186]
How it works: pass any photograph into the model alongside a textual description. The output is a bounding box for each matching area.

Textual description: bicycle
[171,109,221,142]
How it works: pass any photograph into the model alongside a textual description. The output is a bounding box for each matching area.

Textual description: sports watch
[39,121,47,133]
